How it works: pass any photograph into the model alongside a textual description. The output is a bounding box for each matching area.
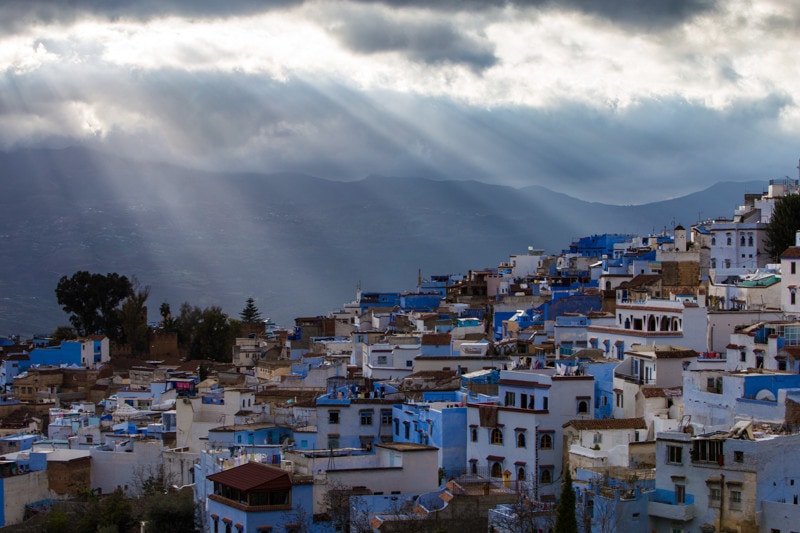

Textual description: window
[471,427,478,442]
[734,450,744,463]
[793,262,797,275]
[394,420,399,436]
[360,410,373,426]
[667,445,683,464]
[616,392,623,408]
[327,436,339,449]
[576,399,589,415]
[692,439,723,464]
[729,489,742,510]
[711,237,716,245]
[491,428,503,445]
[517,467,525,480]
[404,423,410,439]
[709,486,721,508]
[328,411,340,424]
[517,432,526,448]
[539,467,553,484]
[540,433,553,450]
[377,355,387,365]
[504,391,516,407]
[381,410,392,425]
[740,351,746,362]
[491,462,503,478]
[543,397,549,410]
[727,236,732,246]
[406,360,413,367]
[675,484,686,504]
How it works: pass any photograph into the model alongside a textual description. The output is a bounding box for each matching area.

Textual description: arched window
[748,235,754,247]
[491,428,503,445]
[647,316,656,332]
[518,467,525,480]
[660,316,670,331]
[540,433,553,450]
[470,462,477,474]
[471,428,478,442]
[711,236,716,245]
[740,235,746,246]
[540,468,552,484]
[491,462,503,478]
[517,433,526,448]
[727,236,732,246]
[577,400,589,414]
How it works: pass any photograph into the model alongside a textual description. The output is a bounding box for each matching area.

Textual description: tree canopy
[239,297,263,324]
[180,305,240,361]
[765,194,800,261]
[55,271,132,339]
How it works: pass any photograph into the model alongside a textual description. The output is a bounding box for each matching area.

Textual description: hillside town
[3,178,800,533]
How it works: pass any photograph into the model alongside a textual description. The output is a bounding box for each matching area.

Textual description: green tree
[189,306,240,361]
[176,302,203,349]
[239,297,263,324]
[75,488,134,533]
[142,490,198,533]
[765,194,800,260]
[119,279,151,354]
[555,469,578,533]
[159,301,176,331]
[50,325,77,345]
[55,271,132,340]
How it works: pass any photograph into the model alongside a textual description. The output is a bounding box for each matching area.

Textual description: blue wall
[29,341,82,366]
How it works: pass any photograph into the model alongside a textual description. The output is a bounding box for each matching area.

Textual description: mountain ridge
[0,146,765,335]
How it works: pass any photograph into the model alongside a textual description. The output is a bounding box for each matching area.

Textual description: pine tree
[765,194,800,261]
[239,297,263,324]
[555,468,578,533]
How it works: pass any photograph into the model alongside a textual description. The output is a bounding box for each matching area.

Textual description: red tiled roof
[563,417,647,430]
[207,461,291,491]
[781,247,800,259]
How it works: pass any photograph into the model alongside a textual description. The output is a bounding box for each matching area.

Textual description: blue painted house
[205,461,313,533]
[391,391,467,477]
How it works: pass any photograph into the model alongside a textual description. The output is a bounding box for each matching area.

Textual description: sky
[1,0,800,204]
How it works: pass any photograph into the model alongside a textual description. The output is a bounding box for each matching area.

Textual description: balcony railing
[614,371,655,385]
[648,489,695,521]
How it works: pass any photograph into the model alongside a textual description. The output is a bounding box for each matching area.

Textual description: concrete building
[649,426,800,533]
[612,345,695,436]
[391,391,467,476]
[466,369,594,501]
[205,460,314,533]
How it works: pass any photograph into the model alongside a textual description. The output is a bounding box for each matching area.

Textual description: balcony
[648,489,695,521]
[614,371,655,385]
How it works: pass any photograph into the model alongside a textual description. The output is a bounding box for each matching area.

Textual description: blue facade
[28,341,82,366]
[583,362,617,419]
[399,293,442,311]
[568,234,635,258]
[206,480,314,533]
[741,373,800,399]
[359,292,401,313]
[539,293,602,322]
[391,392,467,477]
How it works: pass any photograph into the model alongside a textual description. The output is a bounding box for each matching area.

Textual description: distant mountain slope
[0,147,765,335]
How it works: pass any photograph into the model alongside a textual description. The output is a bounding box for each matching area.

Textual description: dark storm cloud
[356,0,719,30]
[0,0,721,34]
[0,0,297,32]
[328,13,497,70]
[1,58,796,204]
